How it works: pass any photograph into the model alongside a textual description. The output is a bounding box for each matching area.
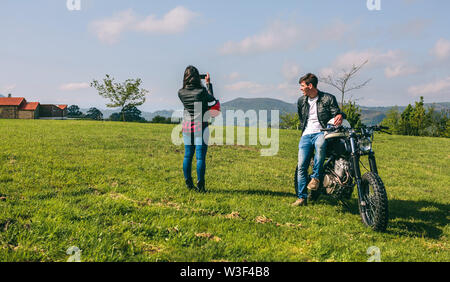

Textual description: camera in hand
[199,74,206,79]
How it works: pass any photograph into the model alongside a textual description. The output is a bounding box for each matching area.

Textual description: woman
[178,66,216,193]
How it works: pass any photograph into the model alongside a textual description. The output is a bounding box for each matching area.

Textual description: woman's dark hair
[183,65,202,89]
[299,73,318,89]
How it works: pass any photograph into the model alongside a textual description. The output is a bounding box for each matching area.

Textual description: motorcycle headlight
[359,137,372,153]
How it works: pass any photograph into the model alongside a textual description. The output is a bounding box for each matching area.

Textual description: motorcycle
[294,121,391,231]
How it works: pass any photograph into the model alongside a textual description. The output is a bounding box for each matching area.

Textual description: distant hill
[0,94,4,98]
[359,103,450,125]
[78,99,449,126]
[220,98,450,126]
[80,108,175,121]
[222,98,297,114]
[220,98,296,126]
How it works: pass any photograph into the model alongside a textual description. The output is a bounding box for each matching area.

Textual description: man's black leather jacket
[297,90,345,132]
[178,83,216,126]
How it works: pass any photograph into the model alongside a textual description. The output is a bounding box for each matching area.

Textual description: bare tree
[319,60,371,107]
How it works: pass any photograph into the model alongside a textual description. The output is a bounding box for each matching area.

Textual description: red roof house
[20,102,40,111]
[0,97,25,106]
[0,96,67,119]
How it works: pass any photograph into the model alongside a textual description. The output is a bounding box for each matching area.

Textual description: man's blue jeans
[297,132,326,199]
[183,127,209,184]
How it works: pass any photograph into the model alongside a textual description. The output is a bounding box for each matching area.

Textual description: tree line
[280,97,449,138]
[66,74,177,124]
[85,74,448,136]
[380,96,449,138]
[67,105,177,124]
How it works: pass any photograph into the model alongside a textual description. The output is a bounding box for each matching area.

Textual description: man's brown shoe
[307,178,320,190]
[291,198,307,207]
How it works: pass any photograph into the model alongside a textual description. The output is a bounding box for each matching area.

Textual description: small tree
[280,112,300,130]
[320,60,371,107]
[399,104,414,135]
[67,105,84,118]
[109,113,122,121]
[445,115,450,138]
[121,105,146,122]
[410,96,428,136]
[381,106,401,134]
[86,107,103,120]
[342,100,364,128]
[151,115,170,124]
[91,75,148,122]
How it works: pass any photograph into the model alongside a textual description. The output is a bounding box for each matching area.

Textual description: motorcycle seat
[324,132,346,140]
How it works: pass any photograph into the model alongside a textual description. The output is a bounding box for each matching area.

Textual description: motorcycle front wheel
[358,172,389,232]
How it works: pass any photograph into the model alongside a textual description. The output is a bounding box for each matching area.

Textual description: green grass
[0,119,449,262]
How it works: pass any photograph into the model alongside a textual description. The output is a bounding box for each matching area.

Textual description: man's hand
[205,73,211,84]
[334,114,343,126]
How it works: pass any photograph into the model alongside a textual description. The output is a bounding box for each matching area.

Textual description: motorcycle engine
[323,158,353,197]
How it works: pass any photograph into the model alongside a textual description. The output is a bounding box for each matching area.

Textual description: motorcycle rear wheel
[358,172,389,232]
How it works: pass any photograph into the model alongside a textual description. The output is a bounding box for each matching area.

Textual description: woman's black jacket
[178,83,216,128]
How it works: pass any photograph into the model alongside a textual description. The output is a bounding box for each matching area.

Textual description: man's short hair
[299,73,318,88]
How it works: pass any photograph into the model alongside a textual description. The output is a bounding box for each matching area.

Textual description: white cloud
[333,49,400,69]
[318,67,335,78]
[224,81,275,94]
[1,84,16,94]
[218,19,360,55]
[320,20,355,41]
[135,6,197,34]
[223,63,303,99]
[277,82,299,98]
[226,72,240,81]
[431,38,450,59]
[318,49,396,80]
[408,76,450,97]
[306,19,359,50]
[384,64,418,78]
[281,62,301,82]
[219,21,300,55]
[90,6,197,44]
[321,49,418,79]
[59,82,90,91]
[277,62,302,98]
[90,9,136,44]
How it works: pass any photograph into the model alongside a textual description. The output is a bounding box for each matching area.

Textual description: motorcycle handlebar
[375,125,389,130]
[320,125,392,136]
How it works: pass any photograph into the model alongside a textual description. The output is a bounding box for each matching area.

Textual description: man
[292,73,345,207]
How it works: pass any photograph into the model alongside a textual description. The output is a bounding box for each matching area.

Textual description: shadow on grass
[386,199,449,239]
[212,189,294,198]
[214,187,448,239]
[336,198,448,239]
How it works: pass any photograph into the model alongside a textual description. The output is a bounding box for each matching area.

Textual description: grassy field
[0,119,449,262]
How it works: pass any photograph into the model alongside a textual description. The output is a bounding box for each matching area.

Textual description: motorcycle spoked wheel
[294,165,320,202]
[358,172,389,232]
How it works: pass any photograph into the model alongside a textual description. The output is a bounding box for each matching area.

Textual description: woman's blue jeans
[183,127,209,184]
[297,132,326,199]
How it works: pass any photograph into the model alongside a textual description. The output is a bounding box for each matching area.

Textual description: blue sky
[1,0,450,112]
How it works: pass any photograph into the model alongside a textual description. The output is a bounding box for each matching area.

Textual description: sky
[1,0,450,112]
